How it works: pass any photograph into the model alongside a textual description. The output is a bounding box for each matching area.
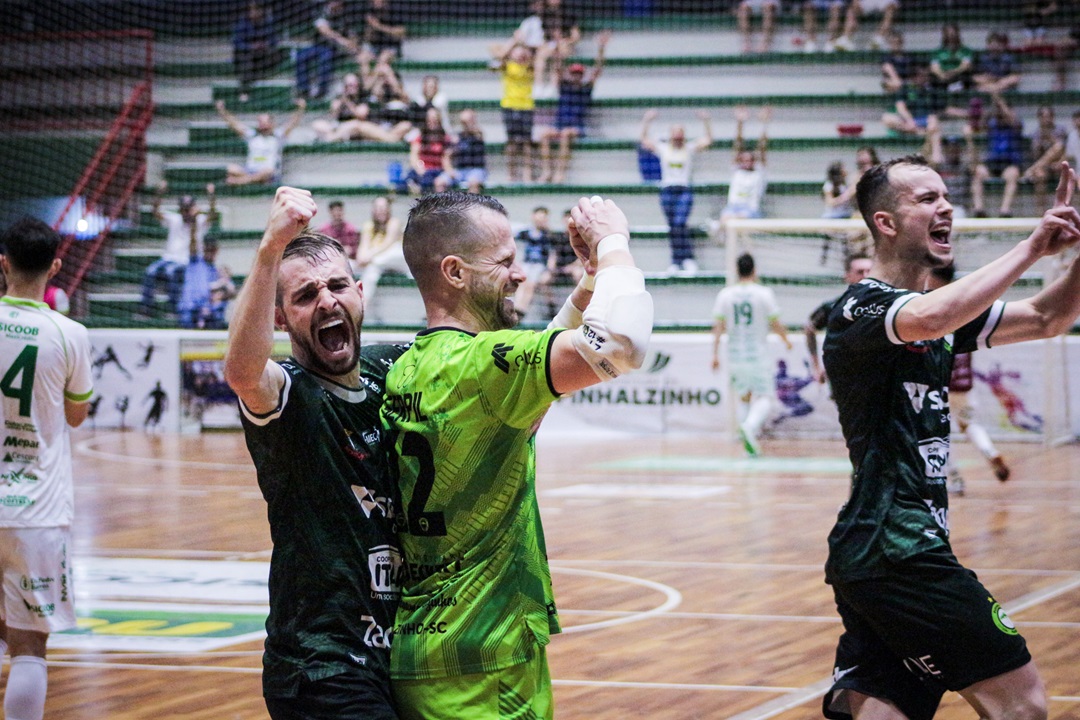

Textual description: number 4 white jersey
[0,297,93,527]
[712,281,780,365]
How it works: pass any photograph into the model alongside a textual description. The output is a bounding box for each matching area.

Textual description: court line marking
[45,660,261,674]
[74,436,253,472]
[728,572,1080,720]
[550,566,682,634]
[552,679,798,693]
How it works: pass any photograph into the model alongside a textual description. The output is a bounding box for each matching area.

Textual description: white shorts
[855,0,897,12]
[0,526,76,633]
[729,361,773,399]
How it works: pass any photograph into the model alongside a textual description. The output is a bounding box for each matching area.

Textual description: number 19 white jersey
[0,297,93,527]
[712,281,780,366]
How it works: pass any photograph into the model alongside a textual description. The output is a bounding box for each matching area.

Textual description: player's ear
[441,255,468,289]
[873,210,897,238]
[47,258,62,280]
[273,306,286,330]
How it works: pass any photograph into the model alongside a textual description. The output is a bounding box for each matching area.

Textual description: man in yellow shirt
[491,43,536,183]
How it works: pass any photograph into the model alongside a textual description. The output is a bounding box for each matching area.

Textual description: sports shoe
[803,40,819,53]
[990,455,1011,482]
[666,263,682,276]
[832,35,855,51]
[869,34,887,50]
[680,259,699,276]
[739,423,761,457]
[823,39,837,53]
[947,472,966,496]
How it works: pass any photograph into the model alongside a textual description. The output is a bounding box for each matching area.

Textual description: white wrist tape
[571,265,654,380]
[597,233,629,260]
[546,274,595,330]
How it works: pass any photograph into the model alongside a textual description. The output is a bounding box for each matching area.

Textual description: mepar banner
[86,330,1072,441]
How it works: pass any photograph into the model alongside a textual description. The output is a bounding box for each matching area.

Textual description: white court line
[75,436,253,472]
[45,660,261,674]
[552,679,798,693]
[726,572,1080,720]
[552,566,682,634]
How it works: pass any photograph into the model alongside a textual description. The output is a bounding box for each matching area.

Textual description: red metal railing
[54,80,155,295]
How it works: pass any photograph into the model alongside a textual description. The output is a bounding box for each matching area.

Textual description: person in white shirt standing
[721,105,771,223]
[711,252,791,456]
[0,217,93,720]
[640,109,713,275]
[141,182,217,318]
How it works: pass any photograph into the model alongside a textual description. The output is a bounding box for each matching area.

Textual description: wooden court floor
[35,429,1080,719]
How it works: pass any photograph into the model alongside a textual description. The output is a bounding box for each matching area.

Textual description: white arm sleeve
[570,265,654,380]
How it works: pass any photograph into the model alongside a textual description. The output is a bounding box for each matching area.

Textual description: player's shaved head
[403,191,509,284]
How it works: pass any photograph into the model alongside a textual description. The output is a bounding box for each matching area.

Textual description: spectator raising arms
[491,43,536,183]
[722,105,771,222]
[538,30,609,184]
[216,99,306,186]
[142,181,217,318]
[295,0,357,101]
[364,0,406,58]
[232,1,281,103]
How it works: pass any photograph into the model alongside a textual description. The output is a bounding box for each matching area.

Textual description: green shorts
[393,647,552,720]
[823,550,1031,720]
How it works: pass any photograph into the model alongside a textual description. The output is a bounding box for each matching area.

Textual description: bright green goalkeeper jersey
[382,326,564,680]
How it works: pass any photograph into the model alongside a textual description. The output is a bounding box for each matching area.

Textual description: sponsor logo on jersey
[352,484,393,519]
[0,495,33,507]
[0,323,39,337]
[514,348,543,369]
[368,544,402,601]
[20,575,53,592]
[990,600,1019,635]
[3,451,36,464]
[395,621,448,635]
[3,436,39,449]
[922,497,949,534]
[491,343,513,373]
[1,467,38,485]
[842,296,886,321]
[918,436,949,479]
[3,421,36,433]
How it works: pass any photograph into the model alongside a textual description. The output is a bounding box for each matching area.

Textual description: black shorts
[502,108,535,143]
[984,158,1020,177]
[265,669,398,720]
[823,550,1031,720]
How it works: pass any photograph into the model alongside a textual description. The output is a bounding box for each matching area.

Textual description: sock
[743,396,774,438]
[5,655,47,720]
[965,422,999,461]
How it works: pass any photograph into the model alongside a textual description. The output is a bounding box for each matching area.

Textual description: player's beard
[467,273,519,331]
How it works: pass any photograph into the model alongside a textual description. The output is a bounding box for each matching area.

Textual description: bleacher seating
[74,8,1076,329]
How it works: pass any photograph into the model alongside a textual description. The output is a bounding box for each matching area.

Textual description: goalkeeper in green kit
[382,192,654,719]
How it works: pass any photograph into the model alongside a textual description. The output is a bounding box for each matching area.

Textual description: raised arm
[732,106,748,158]
[205,183,219,226]
[317,16,358,54]
[588,30,611,84]
[224,187,319,414]
[281,98,308,137]
[639,109,659,153]
[215,100,249,138]
[547,197,653,395]
[895,163,1080,344]
[695,110,714,153]
[151,180,168,223]
[755,106,771,165]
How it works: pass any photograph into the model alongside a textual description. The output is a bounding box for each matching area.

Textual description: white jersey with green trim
[712,281,780,365]
[0,297,93,527]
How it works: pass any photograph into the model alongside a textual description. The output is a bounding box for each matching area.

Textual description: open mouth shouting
[929,221,952,250]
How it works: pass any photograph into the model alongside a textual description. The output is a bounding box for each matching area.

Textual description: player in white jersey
[711,253,791,456]
[0,217,93,720]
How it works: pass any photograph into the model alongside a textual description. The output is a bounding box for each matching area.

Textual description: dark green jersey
[239,344,407,696]
[381,327,563,680]
[822,279,1004,582]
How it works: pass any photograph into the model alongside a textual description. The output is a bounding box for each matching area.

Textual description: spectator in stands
[311,71,372,142]
[1022,0,1061,46]
[930,22,975,93]
[537,0,581,89]
[142,182,217,318]
[491,43,536,183]
[640,109,713,275]
[1051,22,1079,91]
[835,0,898,51]
[882,62,951,136]
[436,108,488,194]
[512,206,555,319]
[721,106,771,222]
[544,208,585,292]
[538,30,609,184]
[409,74,451,132]
[800,0,846,53]
[178,237,236,329]
[1066,109,1080,167]
[364,0,406,58]
[317,199,360,264]
[216,98,306,185]
[1023,105,1068,210]
[973,30,1022,95]
[926,117,976,218]
[356,49,416,140]
[354,195,408,321]
[853,145,880,185]
[879,29,914,93]
[821,161,855,219]
[295,0,357,101]
[736,0,780,54]
[971,92,1025,218]
[233,1,280,103]
[399,107,452,195]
